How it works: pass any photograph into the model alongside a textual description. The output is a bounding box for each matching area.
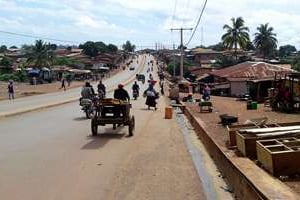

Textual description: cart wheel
[128,116,135,136]
[91,118,98,136]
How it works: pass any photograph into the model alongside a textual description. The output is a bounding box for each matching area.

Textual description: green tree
[21,44,33,52]
[122,41,135,52]
[253,23,277,59]
[166,59,193,76]
[0,56,13,73]
[9,45,18,49]
[0,56,12,67]
[49,43,57,50]
[207,43,225,51]
[107,44,118,53]
[26,40,55,69]
[95,41,108,53]
[279,45,296,58]
[79,41,99,57]
[0,45,7,53]
[245,41,255,51]
[291,56,300,71]
[221,17,250,59]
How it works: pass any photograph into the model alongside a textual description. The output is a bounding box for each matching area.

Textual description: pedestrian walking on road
[8,80,14,100]
[144,84,159,110]
[61,78,66,91]
[66,74,72,87]
[97,80,106,99]
[159,81,164,96]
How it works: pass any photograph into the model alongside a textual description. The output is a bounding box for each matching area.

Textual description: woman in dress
[144,84,158,110]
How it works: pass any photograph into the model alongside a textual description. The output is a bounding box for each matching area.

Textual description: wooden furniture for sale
[236,125,300,158]
[227,122,300,147]
[257,138,300,176]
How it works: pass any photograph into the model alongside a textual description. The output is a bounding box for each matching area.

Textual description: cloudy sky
[0,0,300,49]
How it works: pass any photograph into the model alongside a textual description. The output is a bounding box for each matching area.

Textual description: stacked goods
[100,98,121,105]
[257,138,300,176]
[227,121,300,147]
[236,125,300,158]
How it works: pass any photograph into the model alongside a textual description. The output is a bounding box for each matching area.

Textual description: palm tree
[253,23,277,59]
[27,40,54,69]
[221,17,250,59]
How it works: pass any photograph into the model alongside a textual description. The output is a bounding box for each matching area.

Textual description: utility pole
[171,27,193,80]
[173,43,176,77]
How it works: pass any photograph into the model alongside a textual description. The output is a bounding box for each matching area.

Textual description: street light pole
[171,27,193,80]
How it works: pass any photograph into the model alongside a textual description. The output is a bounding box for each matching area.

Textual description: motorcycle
[98,90,105,100]
[132,89,139,100]
[79,97,97,119]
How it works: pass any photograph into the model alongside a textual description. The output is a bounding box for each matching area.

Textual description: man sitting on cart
[113,84,130,118]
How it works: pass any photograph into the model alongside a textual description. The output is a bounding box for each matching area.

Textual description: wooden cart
[91,98,135,136]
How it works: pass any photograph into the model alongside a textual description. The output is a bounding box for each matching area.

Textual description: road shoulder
[106,97,206,200]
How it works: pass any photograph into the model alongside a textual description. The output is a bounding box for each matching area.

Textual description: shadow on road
[139,108,150,111]
[81,128,126,150]
[73,116,88,121]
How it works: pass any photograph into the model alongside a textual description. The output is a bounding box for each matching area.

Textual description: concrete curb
[0,98,78,118]
[0,56,146,119]
[183,106,300,200]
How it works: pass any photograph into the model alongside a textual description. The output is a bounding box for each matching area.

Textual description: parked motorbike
[79,97,97,119]
[133,89,139,100]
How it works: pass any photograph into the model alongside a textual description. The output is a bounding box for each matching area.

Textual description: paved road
[0,54,210,200]
[0,54,146,115]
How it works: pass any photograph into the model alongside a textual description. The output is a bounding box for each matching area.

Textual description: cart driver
[113,84,130,118]
[114,84,130,102]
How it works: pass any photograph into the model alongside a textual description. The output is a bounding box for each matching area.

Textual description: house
[191,48,223,66]
[209,61,295,99]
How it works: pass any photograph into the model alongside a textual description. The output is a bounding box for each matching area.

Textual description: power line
[0,30,78,44]
[181,0,191,27]
[171,0,178,27]
[171,27,193,80]
[185,0,208,46]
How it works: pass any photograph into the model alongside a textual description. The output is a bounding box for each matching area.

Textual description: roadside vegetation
[211,17,299,71]
[0,39,137,82]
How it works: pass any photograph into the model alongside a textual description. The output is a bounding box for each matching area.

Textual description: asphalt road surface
[0,54,145,115]
[0,54,218,200]
[0,54,209,200]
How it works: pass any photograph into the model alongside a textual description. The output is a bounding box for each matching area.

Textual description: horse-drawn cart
[91,98,135,136]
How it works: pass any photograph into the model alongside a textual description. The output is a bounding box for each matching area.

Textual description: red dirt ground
[183,94,300,195]
[0,68,123,100]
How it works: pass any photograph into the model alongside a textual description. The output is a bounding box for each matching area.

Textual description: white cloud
[1,0,300,49]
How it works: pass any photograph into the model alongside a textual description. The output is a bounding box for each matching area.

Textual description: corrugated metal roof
[210,62,295,80]
[192,48,222,54]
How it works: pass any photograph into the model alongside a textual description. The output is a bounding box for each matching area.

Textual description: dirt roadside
[0,67,123,101]
[105,97,206,200]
